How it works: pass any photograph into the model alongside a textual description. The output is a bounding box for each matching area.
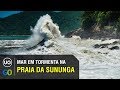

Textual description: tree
[81,11,120,31]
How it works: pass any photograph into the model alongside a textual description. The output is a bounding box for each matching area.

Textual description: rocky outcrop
[65,27,120,39]
[109,46,119,50]
[65,28,82,38]
[93,40,120,50]
[93,44,109,48]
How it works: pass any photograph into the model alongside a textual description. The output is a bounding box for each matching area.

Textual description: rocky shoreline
[65,27,120,39]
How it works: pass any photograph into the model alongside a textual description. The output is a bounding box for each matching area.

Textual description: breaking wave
[24,14,61,49]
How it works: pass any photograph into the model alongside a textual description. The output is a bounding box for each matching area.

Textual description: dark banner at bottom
[0,55,79,79]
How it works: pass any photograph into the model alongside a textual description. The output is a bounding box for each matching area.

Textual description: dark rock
[39,39,46,46]
[65,29,82,38]
[93,43,109,48]
[103,52,108,54]
[109,46,119,50]
[97,52,108,54]
[100,45,108,48]
[112,41,119,45]
[94,44,100,48]
[83,50,88,53]
[98,52,102,54]
[101,38,107,41]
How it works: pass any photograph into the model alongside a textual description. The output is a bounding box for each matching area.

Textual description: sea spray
[24,14,61,49]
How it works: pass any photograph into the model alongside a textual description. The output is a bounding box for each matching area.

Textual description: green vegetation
[0,11,81,35]
[1,11,120,38]
[81,11,120,32]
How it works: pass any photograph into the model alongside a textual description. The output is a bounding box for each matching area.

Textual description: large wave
[24,14,62,49]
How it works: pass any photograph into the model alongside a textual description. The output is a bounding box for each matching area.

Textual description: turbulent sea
[0,37,120,79]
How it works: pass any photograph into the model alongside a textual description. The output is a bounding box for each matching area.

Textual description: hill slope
[0,11,81,35]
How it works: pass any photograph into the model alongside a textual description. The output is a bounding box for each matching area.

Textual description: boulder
[109,46,119,50]
[112,41,119,45]
[93,44,109,48]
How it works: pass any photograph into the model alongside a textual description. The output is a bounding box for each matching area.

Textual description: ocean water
[0,35,30,40]
[1,14,120,79]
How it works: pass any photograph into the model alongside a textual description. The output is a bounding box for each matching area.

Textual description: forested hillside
[0,11,81,35]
